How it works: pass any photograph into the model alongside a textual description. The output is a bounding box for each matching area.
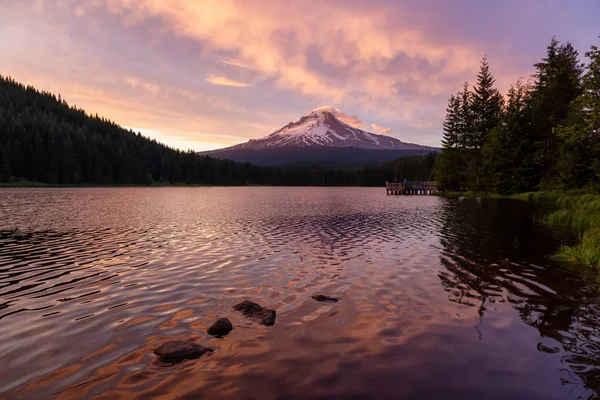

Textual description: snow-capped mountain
[206,109,438,167]
[226,109,434,151]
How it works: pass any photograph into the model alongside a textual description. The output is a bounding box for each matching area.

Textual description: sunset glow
[1,0,598,151]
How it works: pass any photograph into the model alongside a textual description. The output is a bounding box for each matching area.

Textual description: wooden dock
[386,181,438,195]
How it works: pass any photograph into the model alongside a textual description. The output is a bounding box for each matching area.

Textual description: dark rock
[233,300,276,326]
[312,295,339,303]
[153,340,213,364]
[207,317,233,336]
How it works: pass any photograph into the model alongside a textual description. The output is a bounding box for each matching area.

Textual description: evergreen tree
[11,138,24,178]
[467,56,504,190]
[483,80,535,193]
[434,37,597,194]
[436,93,465,190]
[1,144,11,183]
[470,56,505,148]
[458,82,473,149]
[556,40,600,189]
[441,94,461,148]
[458,82,474,189]
[531,38,584,187]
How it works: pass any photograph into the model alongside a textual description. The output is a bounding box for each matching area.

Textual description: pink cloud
[314,106,395,136]
[312,106,365,128]
[370,123,392,135]
[206,75,251,87]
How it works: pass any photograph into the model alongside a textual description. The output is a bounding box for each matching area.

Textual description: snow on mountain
[225,109,435,151]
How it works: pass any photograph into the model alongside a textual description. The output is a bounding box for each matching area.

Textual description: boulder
[207,317,233,336]
[153,340,213,364]
[312,295,339,303]
[233,300,276,326]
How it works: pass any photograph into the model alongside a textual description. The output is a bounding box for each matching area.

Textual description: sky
[1,0,599,151]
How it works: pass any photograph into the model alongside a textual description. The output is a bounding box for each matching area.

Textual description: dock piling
[385,181,438,195]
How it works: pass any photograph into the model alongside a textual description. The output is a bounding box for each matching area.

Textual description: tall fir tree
[531,37,584,188]
[1,144,11,183]
[483,79,536,193]
[436,93,465,190]
[470,56,504,148]
[467,56,504,190]
[458,82,473,149]
[556,40,600,189]
[441,94,461,148]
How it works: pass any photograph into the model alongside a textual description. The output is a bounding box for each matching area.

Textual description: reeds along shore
[529,193,600,268]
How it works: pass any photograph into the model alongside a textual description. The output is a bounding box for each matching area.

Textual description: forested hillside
[436,37,600,193]
[0,75,435,186]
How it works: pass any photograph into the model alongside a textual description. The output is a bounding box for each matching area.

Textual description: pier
[386,181,438,195]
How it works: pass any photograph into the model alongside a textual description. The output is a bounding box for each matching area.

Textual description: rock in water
[207,317,233,336]
[233,300,276,326]
[153,340,213,364]
[312,295,339,302]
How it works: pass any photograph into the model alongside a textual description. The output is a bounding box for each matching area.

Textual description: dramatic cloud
[0,0,597,150]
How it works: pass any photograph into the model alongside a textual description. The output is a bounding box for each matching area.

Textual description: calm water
[1,187,599,399]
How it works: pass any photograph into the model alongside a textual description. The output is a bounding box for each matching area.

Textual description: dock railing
[385,181,438,195]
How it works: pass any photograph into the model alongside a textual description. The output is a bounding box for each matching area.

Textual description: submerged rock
[233,300,276,326]
[312,295,339,303]
[153,340,213,364]
[207,317,233,336]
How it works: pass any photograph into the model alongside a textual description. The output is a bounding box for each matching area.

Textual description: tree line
[0,74,435,186]
[436,37,600,194]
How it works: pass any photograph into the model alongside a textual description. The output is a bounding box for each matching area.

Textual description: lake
[1,187,599,399]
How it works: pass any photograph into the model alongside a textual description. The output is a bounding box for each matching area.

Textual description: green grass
[436,191,504,199]
[544,209,600,230]
[538,194,600,268]
[556,228,600,269]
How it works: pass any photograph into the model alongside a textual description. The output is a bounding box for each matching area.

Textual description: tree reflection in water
[437,197,600,394]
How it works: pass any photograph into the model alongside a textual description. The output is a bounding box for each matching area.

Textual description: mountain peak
[219,109,437,152]
[205,109,439,166]
[310,106,335,114]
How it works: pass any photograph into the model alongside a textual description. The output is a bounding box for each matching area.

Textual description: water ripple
[0,188,599,399]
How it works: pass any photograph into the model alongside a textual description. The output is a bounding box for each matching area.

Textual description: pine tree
[556,40,600,189]
[1,144,11,183]
[467,56,504,190]
[441,94,461,148]
[483,80,535,193]
[436,93,465,190]
[11,138,24,178]
[458,82,473,149]
[471,56,504,148]
[531,38,584,187]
